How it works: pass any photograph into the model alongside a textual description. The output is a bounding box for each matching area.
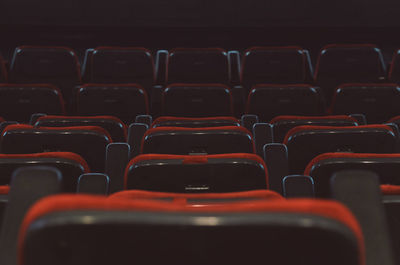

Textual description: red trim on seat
[387,115,400,123]
[270,115,357,124]
[110,189,283,201]
[0,152,90,173]
[304,152,400,175]
[162,83,234,116]
[314,44,379,80]
[0,185,9,195]
[78,83,150,114]
[240,46,306,84]
[283,125,394,145]
[124,153,267,189]
[381,184,400,195]
[18,195,365,265]
[16,46,82,82]
[0,83,66,114]
[37,115,127,139]
[152,116,239,127]
[3,125,113,143]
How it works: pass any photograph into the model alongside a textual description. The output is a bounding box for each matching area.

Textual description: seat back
[76,84,149,124]
[0,84,65,122]
[246,84,325,122]
[284,125,397,173]
[330,83,400,123]
[141,126,255,155]
[1,125,112,172]
[315,44,386,101]
[124,153,268,192]
[19,195,365,265]
[89,47,155,90]
[162,84,233,117]
[167,48,229,84]
[305,153,400,197]
[241,46,310,88]
[152,116,240,128]
[35,115,127,142]
[271,115,358,143]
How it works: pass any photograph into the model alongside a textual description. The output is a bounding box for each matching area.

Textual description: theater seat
[87,47,155,92]
[167,48,229,84]
[110,189,283,202]
[1,125,112,172]
[124,153,268,192]
[0,84,65,122]
[152,116,240,128]
[35,115,127,142]
[19,195,364,265]
[246,84,325,122]
[241,46,312,89]
[76,83,149,124]
[141,126,255,155]
[330,83,400,123]
[271,115,358,142]
[0,152,89,192]
[284,125,397,173]
[162,84,233,117]
[389,49,400,83]
[315,44,386,101]
[305,153,400,197]
[8,46,81,104]
[0,55,7,82]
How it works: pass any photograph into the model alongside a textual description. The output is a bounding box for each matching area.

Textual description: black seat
[152,116,240,128]
[35,115,127,142]
[271,115,358,143]
[0,84,65,122]
[141,126,255,155]
[1,125,112,172]
[162,84,233,117]
[315,44,386,101]
[76,84,149,124]
[167,48,229,84]
[284,125,397,174]
[124,153,268,192]
[8,46,81,105]
[241,46,312,89]
[330,83,400,123]
[88,47,155,92]
[246,84,325,122]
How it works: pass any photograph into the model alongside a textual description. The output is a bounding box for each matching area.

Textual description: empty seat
[271,115,358,143]
[152,116,240,128]
[246,84,325,122]
[8,46,81,103]
[110,189,283,202]
[76,83,149,124]
[162,84,233,117]
[241,46,311,89]
[305,153,400,197]
[167,48,229,84]
[141,126,255,155]
[0,55,7,82]
[0,84,65,122]
[1,125,112,172]
[330,83,400,123]
[284,125,397,174]
[315,44,386,101]
[35,115,127,142]
[0,152,89,192]
[19,195,364,265]
[88,47,155,91]
[124,153,268,192]
[389,49,400,83]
